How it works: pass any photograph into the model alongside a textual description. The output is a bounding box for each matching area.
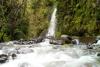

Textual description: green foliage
[0,0,56,42]
[57,0,97,36]
[96,0,100,35]
[0,0,29,42]
[27,0,56,38]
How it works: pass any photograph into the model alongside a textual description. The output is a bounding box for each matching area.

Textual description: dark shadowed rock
[93,39,98,43]
[50,39,63,45]
[61,35,72,40]
[97,52,100,56]
[71,40,76,44]
[34,37,44,43]
[71,39,80,45]
[27,40,34,44]
[11,53,17,60]
[13,40,19,44]
[33,29,47,43]
[61,35,72,44]
[0,54,8,63]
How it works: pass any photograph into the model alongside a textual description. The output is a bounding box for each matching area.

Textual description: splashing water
[97,40,100,45]
[46,7,57,37]
[43,7,57,46]
[0,45,99,67]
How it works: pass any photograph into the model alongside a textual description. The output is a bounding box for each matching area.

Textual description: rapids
[0,44,100,67]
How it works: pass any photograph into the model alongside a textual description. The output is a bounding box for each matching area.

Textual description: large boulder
[50,39,63,45]
[71,39,80,45]
[61,35,72,44]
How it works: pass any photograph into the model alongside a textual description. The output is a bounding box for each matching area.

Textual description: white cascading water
[0,7,100,67]
[41,7,57,46]
[97,40,100,45]
[46,7,57,37]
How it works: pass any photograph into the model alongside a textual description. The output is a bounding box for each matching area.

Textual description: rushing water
[0,44,100,67]
[0,7,100,67]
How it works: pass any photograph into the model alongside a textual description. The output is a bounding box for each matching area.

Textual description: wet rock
[0,54,8,63]
[13,39,34,45]
[20,39,31,45]
[13,39,25,45]
[31,36,46,44]
[87,44,93,49]
[57,40,64,45]
[27,40,34,44]
[97,52,100,56]
[38,36,44,42]
[7,50,17,60]
[61,35,72,40]
[11,53,17,60]
[13,40,19,44]
[93,39,98,43]
[71,39,80,45]
[50,39,63,45]
[61,35,72,44]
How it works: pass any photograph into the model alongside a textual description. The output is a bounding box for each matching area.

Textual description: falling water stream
[46,7,57,37]
[0,7,100,67]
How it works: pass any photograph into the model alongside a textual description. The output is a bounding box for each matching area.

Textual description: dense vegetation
[0,0,100,42]
[57,0,96,37]
[0,0,29,42]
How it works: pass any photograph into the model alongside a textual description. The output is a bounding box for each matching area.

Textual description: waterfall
[46,7,57,37]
